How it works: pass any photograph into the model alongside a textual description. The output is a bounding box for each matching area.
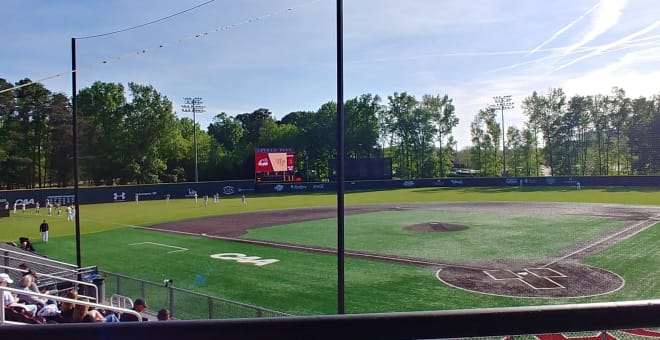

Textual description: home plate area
[484,268,566,290]
[435,261,623,298]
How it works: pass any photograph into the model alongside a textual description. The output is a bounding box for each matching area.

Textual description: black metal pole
[71,37,82,269]
[336,0,345,315]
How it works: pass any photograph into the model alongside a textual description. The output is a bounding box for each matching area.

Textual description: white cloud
[562,46,660,97]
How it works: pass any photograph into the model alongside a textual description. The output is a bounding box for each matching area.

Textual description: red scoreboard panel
[254,148,296,181]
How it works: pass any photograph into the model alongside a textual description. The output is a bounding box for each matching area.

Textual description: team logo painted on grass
[210,253,279,267]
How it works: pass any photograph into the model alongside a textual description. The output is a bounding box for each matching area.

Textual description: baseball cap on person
[134,298,147,308]
[0,273,13,284]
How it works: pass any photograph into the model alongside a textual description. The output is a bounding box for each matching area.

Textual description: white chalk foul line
[129,241,188,253]
[543,218,658,267]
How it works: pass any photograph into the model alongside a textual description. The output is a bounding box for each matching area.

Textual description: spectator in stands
[157,308,171,321]
[18,263,43,295]
[96,308,120,322]
[70,297,119,323]
[1,273,39,315]
[120,297,148,322]
[17,275,48,309]
[19,237,35,252]
[72,298,95,323]
[57,290,78,323]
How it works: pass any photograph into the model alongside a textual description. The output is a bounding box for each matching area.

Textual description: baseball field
[1,186,659,316]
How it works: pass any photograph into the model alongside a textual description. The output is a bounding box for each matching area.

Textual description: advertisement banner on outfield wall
[0,180,255,207]
[258,182,336,193]
[1,176,659,209]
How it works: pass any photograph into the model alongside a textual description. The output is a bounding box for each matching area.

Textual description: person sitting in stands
[18,263,54,303]
[19,237,36,252]
[157,308,171,321]
[57,290,78,323]
[119,298,148,322]
[72,298,95,323]
[1,273,38,316]
[17,275,48,309]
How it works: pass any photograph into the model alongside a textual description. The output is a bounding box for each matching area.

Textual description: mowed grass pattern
[0,186,658,315]
[244,210,621,262]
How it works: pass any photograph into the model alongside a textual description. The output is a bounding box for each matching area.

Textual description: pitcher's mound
[404,222,468,232]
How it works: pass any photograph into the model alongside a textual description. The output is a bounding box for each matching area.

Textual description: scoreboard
[254,148,296,182]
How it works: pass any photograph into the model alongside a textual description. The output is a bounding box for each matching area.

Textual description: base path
[144,202,660,299]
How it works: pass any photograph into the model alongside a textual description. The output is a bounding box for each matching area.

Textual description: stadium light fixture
[490,95,514,177]
[181,97,205,182]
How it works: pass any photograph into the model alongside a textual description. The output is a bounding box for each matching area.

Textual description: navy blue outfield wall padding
[0,176,658,206]
[0,180,254,207]
[255,175,660,193]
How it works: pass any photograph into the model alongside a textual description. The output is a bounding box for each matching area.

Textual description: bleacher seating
[0,242,142,325]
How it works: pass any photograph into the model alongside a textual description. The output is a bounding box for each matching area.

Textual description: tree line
[468,87,660,177]
[0,78,658,189]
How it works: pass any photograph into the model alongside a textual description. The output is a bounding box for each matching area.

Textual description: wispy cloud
[528,1,602,55]
[557,0,627,60]
[553,20,660,72]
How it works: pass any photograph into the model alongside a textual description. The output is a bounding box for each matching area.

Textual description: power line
[77,0,216,40]
[0,0,321,95]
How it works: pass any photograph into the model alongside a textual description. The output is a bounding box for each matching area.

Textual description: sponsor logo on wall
[14,198,36,206]
[46,195,75,205]
[185,188,198,197]
[113,192,127,201]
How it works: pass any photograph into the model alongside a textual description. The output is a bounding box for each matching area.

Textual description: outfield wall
[0,180,254,209]
[254,175,660,193]
[0,176,658,208]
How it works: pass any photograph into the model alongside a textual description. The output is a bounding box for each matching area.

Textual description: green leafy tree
[344,94,381,159]
[45,93,72,186]
[421,94,458,177]
[123,83,181,183]
[77,81,127,185]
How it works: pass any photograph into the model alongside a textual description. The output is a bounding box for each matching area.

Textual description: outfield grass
[1,186,658,316]
[2,186,659,242]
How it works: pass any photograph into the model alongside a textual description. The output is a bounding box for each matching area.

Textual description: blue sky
[3,0,659,149]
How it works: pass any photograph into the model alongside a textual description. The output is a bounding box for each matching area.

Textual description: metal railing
[0,285,142,324]
[0,265,98,302]
[101,271,289,320]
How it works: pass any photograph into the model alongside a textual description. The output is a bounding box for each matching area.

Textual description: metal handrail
[0,265,98,302]
[0,253,79,284]
[0,286,142,324]
[0,247,79,275]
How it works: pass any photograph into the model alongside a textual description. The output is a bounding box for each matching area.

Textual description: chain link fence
[98,271,289,320]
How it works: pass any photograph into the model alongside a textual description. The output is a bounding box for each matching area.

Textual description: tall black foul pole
[71,38,82,269]
[336,0,345,315]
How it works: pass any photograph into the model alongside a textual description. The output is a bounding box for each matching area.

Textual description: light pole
[181,97,205,182]
[491,95,514,177]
